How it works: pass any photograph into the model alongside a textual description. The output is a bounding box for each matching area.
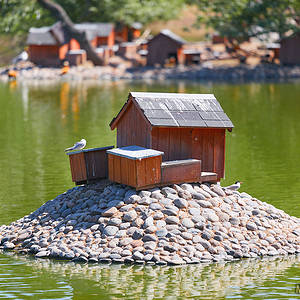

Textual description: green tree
[0,0,185,35]
[191,0,300,42]
[0,0,185,65]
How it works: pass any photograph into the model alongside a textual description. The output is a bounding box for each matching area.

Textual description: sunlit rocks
[0,181,299,265]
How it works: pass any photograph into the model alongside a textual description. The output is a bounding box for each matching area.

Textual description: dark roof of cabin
[26,25,60,45]
[74,23,114,40]
[149,29,186,45]
[27,22,114,45]
[110,92,234,129]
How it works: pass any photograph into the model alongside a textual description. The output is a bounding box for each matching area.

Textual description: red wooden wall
[28,45,61,66]
[108,153,161,189]
[116,102,151,148]
[147,34,183,66]
[151,127,225,180]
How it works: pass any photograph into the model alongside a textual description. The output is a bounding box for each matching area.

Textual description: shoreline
[1,63,300,83]
[0,182,299,265]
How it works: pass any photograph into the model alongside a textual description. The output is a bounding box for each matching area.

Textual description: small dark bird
[223,181,243,191]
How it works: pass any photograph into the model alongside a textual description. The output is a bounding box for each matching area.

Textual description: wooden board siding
[69,152,87,183]
[280,33,300,65]
[108,153,161,189]
[96,31,115,47]
[161,159,201,185]
[116,102,151,149]
[151,127,225,180]
[85,148,111,180]
[28,45,61,66]
[68,146,113,184]
[147,35,183,66]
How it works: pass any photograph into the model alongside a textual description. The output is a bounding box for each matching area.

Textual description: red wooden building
[110,92,234,180]
[26,22,114,66]
[146,30,186,66]
[26,22,69,66]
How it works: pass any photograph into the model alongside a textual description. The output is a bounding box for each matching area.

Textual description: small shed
[26,22,69,66]
[146,30,186,66]
[67,146,113,185]
[107,146,163,189]
[27,22,115,66]
[110,92,234,180]
[183,49,202,65]
[280,32,300,65]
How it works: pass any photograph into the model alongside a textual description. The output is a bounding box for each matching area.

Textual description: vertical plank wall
[69,152,87,183]
[151,127,226,180]
[85,150,109,180]
[116,102,151,148]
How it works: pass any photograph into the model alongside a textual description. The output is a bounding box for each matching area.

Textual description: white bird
[64,139,86,152]
[12,51,28,64]
[223,181,243,191]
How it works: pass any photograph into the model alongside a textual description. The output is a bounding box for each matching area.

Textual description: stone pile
[0,182,299,265]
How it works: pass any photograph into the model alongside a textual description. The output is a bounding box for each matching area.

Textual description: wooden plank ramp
[201,172,218,183]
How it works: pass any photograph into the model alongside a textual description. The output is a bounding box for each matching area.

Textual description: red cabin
[146,30,186,66]
[27,22,115,66]
[110,92,234,180]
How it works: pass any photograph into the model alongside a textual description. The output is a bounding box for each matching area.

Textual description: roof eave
[109,95,132,130]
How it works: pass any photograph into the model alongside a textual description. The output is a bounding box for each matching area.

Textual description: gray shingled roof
[130,92,233,128]
[26,26,58,45]
[159,29,186,45]
[75,23,114,40]
[27,22,113,45]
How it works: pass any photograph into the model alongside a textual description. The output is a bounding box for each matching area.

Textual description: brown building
[110,92,234,180]
[146,30,186,66]
[280,32,300,65]
[26,22,69,66]
[26,22,114,66]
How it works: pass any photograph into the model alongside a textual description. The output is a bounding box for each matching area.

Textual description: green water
[0,79,299,299]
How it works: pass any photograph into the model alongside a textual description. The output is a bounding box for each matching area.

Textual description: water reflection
[1,253,299,299]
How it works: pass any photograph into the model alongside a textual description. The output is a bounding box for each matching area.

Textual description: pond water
[0,79,299,299]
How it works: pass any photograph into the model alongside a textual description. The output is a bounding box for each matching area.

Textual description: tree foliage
[0,0,185,34]
[191,0,300,41]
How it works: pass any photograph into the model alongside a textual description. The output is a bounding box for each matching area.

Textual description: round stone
[103,226,118,236]
[132,229,144,240]
[142,234,157,242]
[123,211,137,222]
[229,217,240,226]
[108,218,122,226]
[101,207,117,217]
[143,216,154,228]
[166,216,180,224]
[156,228,168,237]
[198,200,213,208]
[246,222,257,231]
[174,198,188,208]
[153,212,164,220]
[132,251,144,260]
[189,208,201,216]
[182,218,194,229]
[149,203,163,211]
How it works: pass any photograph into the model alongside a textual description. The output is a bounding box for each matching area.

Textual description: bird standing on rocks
[65,139,86,152]
[223,181,242,191]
